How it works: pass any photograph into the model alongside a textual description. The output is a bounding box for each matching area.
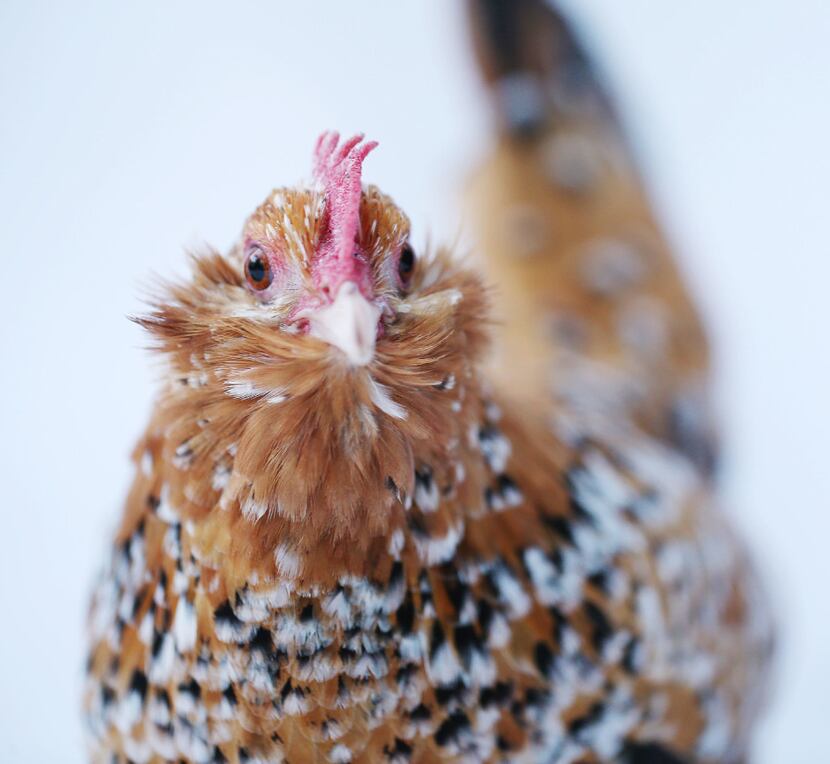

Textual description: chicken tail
[467,0,617,139]
[465,0,718,474]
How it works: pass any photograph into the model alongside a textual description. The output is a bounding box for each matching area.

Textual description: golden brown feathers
[134,184,490,581]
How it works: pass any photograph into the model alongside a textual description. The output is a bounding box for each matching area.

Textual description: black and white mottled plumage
[84,3,773,762]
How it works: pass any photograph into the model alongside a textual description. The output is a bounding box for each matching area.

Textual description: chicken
[83,8,773,764]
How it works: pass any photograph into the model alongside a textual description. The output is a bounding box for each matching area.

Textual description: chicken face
[137,133,489,549]
[238,134,414,367]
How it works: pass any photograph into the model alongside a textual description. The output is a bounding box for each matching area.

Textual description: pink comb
[311,131,378,298]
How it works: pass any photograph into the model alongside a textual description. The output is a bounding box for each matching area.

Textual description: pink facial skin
[311,132,378,302]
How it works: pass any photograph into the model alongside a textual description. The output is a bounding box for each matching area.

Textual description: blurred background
[1,1,828,761]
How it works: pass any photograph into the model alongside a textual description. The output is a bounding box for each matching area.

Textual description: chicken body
[84,6,773,764]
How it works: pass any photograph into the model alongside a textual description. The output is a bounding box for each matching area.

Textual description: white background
[1,1,828,761]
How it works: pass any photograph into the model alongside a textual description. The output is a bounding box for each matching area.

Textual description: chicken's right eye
[245,247,273,291]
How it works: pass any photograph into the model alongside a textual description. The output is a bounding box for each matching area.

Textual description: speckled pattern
[84,5,774,762]
[85,388,772,763]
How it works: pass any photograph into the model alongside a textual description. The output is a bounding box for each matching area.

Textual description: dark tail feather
[466,0,617,137]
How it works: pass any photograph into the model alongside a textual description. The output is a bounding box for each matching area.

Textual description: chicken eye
[245,247,273,291]
[397,243,415,289]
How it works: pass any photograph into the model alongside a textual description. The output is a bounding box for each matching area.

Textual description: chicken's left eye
[245,248,273,291]
[397,243,416,289]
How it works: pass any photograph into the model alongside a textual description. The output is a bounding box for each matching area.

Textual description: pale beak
[308,281,381,366]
